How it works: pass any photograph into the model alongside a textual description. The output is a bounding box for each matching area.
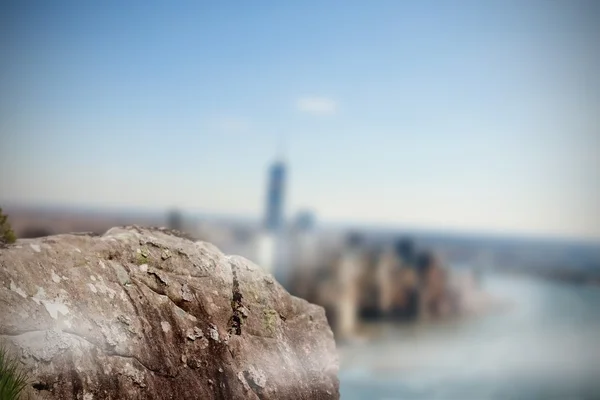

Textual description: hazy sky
[1,1,598,239]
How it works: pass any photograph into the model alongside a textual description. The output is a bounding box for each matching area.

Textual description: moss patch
[135,247,153,266]
[263,308,279,336]
[135,253,148,265]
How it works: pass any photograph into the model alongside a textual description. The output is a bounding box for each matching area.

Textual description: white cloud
[296,97,338,115]
[211,116,250,134]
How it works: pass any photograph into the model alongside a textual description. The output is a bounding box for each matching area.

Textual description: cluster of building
[287,233,473,340]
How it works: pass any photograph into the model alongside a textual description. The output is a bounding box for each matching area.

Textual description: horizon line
[1,200,599,246]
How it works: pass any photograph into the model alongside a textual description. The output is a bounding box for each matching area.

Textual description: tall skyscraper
[264,160,286,232]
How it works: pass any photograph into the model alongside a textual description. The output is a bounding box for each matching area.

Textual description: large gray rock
[0,226,339,399]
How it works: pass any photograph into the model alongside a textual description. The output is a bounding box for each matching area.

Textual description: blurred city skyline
[1,0,599,240]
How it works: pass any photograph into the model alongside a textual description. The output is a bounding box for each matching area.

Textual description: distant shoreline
[496,268,600,287]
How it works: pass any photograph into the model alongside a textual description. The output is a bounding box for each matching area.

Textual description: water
[339,274,600,399]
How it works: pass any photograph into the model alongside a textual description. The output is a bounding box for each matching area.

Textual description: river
[338,274,600,399]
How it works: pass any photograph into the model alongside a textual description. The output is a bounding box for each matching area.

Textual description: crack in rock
[227,266,246,336]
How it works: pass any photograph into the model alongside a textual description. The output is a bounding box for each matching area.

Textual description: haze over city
[2,2,600,400]
[1,0,599,240]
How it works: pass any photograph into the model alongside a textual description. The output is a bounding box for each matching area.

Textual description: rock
[0,226,339,399]
[161,249,172,260]
[181,282,194,302]
[186,327,203,341]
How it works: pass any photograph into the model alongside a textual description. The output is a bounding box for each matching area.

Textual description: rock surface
[0,226,339,399]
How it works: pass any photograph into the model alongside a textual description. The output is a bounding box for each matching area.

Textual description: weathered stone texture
[0,226,339,399]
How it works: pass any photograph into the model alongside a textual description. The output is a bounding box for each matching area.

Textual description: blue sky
[1,0,598,239]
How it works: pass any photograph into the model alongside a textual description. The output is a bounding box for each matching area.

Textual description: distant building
[395,237,416,265]
[167,209,183,231]
[289,210,319,283]
[264,160,286,232]
[293,210,316,232]
[331,232,366,339]
[256,233,275,274]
